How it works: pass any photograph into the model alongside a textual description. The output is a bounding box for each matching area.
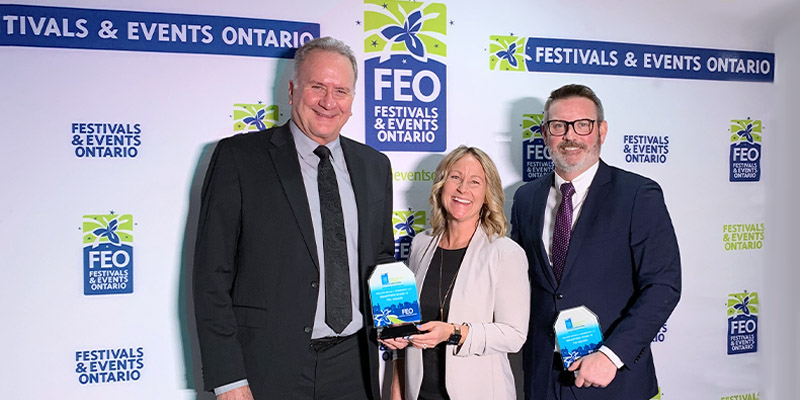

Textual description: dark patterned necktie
[551,182,575,283]
[314,145,351,334]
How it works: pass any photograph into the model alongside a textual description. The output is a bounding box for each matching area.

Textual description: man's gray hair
[292,36,358,84]
[543,84,605,122]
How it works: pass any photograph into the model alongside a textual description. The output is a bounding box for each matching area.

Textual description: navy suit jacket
[193,123,395,399]
[511,160,681,400]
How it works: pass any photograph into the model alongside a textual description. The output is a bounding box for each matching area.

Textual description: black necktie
[314,145,352,334]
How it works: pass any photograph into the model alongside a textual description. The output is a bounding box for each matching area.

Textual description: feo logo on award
[364,0,447,152]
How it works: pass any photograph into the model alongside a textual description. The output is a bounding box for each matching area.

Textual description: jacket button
[311,281,318,289]
[304,326,312,334]
[556,293,564,300]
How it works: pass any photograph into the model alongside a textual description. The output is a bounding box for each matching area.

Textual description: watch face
[447,333,461,345]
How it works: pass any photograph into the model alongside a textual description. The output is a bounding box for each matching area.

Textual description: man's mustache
[557,139,588,151]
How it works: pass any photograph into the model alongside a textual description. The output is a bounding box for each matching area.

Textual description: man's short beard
[547,134,602,175]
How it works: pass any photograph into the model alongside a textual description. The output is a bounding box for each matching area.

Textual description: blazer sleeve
[604,180,682,366]
[455,241,531,357]
[192,139,248,390]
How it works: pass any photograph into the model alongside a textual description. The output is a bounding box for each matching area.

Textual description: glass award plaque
[553,306,604,369]
[368,261,422,339]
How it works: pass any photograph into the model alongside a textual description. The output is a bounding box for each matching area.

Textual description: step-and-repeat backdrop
[0,1,779,399]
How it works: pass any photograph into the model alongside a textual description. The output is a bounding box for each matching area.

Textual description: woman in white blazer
[382,146,530,399]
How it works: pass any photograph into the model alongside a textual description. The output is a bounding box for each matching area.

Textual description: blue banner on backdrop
[515,37,774,82]
[0,4,319,58]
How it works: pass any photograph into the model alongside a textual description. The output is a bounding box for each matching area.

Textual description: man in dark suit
[193,36,395,400]
[511,84,681,400]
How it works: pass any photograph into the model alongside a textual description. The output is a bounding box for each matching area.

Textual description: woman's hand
[407,321,455,350]
[379,337,411,350]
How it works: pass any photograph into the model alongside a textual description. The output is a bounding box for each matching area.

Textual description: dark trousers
[293,330,372,400]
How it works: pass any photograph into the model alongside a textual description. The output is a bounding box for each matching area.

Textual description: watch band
[447,323,462,345]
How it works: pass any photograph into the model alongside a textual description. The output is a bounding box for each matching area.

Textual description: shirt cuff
[598,346,625,369]
[214,379,249,395]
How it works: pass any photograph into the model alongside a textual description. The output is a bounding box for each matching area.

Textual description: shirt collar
[554,160,600,195]
[289,120,343,164]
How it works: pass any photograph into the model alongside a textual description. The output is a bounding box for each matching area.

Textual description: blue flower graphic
[563,350,581,366]
[375,308,393,326]
[733,296,751,316]
[93,219,120,245]
[735,122,754,144]
[243,108,267,131]
[381,10,425,58]
[495,42,518,68]
[395,214,418,238]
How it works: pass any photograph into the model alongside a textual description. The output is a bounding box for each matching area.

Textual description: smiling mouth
[452,196,471,204]
[559,142,586,152]
[314,109,339,119]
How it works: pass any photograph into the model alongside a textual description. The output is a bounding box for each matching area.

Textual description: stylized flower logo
[243,107,268,131]
[93,219,121,245]
[730,119,762,145]
[727,292,759,317]
[381,10,424,58]
[375,308,393,326]
[564,350,581,366]
[733,296,751,315]
[393,210,426,238]
[394,213,419,238]
[84,214,133,249]
[365,1,445,63]
[233,104,279,133]
[735,122,754,144]
[495,42,519,68]
[489,36,530,71]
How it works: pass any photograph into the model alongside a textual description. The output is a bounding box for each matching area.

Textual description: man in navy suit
[511,84,681,400]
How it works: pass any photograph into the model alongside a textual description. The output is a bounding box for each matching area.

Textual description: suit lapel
[560,160,612,283]
[340,138,369,277]
[532,174,558,290]
[267,124,320,270]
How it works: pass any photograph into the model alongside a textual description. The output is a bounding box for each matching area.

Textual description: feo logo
[522,113,553,181]
[727,291,758,355]
[364,0,447,152]
[82,213,133,295]
[489,36,530,71]
[393,210,426,261]
[233,103,279,134]
[729,118,762,182]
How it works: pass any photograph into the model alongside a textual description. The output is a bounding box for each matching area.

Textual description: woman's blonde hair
[429,146,506,238]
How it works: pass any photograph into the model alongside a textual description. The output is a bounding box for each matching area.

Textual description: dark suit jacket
[193,123,395,399]
[511,160,681,400]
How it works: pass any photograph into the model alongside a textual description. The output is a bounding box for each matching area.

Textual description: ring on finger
[423,344,427,349]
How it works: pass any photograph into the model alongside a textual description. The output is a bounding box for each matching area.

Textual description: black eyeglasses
[544,119,596,136]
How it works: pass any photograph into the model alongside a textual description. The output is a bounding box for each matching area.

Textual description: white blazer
[404,225,530,399]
